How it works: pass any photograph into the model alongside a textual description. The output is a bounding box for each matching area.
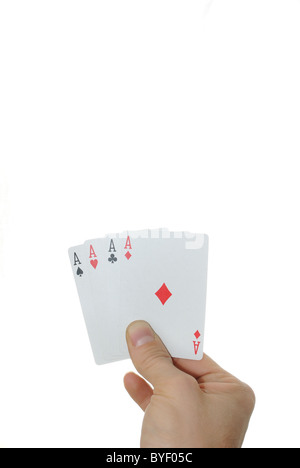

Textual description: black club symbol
[108,254,118,264]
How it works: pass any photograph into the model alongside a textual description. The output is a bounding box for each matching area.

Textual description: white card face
[118,235,209,360]
[83,237,125,360]
[68,245,111,365]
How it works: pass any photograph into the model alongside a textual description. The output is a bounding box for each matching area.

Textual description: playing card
[69,231,209,364]
[83,236,127,360]
[68,245,111,364]
[117,234,209,360]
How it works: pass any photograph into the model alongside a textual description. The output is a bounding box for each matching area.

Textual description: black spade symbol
[77,267,83,277]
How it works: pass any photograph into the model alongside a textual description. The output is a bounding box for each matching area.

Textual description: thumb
[126,321,180,388]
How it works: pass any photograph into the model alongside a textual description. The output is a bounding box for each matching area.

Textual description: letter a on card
[124,236,132,260]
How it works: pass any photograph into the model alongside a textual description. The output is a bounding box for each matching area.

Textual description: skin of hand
[124,321,255,449]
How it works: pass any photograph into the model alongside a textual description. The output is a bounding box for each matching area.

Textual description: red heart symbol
[90,259,98,269]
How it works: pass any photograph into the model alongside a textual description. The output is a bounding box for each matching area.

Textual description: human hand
[124,321,255,448]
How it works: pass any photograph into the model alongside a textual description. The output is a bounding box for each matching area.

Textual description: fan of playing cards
[69,229,209,365]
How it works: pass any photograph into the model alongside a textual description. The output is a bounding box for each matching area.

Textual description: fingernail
[127,321,155,348]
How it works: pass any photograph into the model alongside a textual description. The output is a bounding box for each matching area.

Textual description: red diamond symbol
[194,330,201,340]
[155,283,172,305]
[125,251,132,260]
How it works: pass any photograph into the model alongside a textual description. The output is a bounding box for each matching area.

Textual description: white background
[0,0,299,448]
